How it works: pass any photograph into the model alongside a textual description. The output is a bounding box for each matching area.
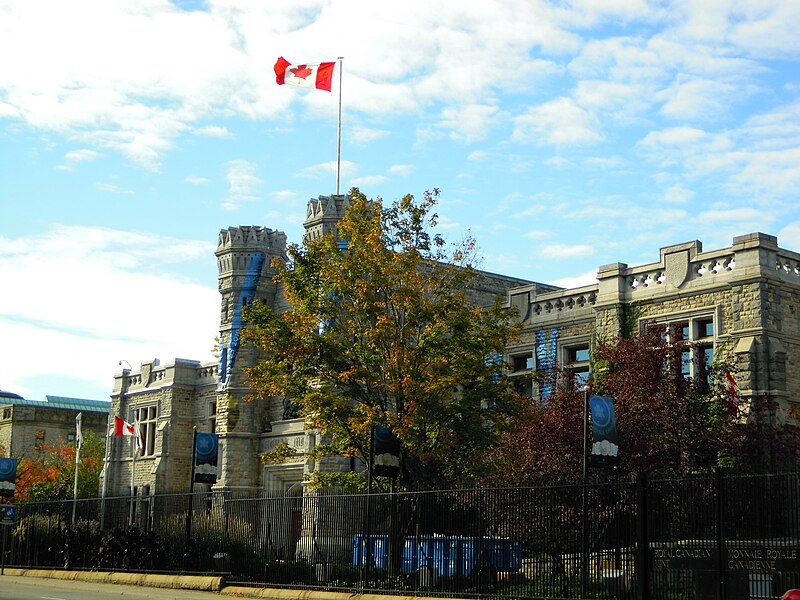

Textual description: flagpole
[72,412,82,524]
[336,56,343,195]
[129,414,137,527]
[100,413,112,529]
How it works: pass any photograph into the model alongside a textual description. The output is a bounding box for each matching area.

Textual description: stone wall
[106,358,218,496]
[502,232,800,423]
[0,405,107,458]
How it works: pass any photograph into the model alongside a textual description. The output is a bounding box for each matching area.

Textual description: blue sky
[1,0,799,402]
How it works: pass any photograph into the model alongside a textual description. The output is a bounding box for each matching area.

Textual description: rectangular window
[208,400,217,433]
[572,367,590,389]
[565,343,591,391]
[569,347,591,363]
[132,405,158,457]
[513,379,533,398]
[670,321,690,342]
[702,345,714,366]
[513,355,533,372]
[659,314,717,381]
[697,318,714,338]
[1,408,10,420]
[680,350,692,378]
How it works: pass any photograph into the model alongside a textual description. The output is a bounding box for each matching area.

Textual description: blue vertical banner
[0,458,18,497]
[372,427,401,478]
[536,327,561,400]
[193,432,220,484]
[220,251,265,385]
[589,395,618,467]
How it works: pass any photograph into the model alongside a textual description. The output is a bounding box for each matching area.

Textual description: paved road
[0,576,223,600]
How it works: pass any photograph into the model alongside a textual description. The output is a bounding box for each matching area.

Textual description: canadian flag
[274,57,335,91]
[725,371,740,415]
[113,416,143,451]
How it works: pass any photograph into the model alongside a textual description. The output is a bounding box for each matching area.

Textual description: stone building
[0,393,110,458]
[104,196,800,502]
[503,232,796,427]
[105,195,530,501]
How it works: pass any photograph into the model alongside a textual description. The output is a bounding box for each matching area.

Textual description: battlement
[216,226,287,253]
[304,194,350,241]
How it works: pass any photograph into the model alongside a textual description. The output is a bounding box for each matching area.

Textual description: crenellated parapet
[304,194,350,242]
[216,226,287,277]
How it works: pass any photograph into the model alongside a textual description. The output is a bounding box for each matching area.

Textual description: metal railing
[2,471,800,599]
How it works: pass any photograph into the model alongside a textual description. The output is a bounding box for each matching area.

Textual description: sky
[1,0,799,402]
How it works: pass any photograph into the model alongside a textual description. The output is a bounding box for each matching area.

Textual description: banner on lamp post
[0,458,18,498]
[589,395,618,467]
[193,432,219,484]
[372,426,400,478]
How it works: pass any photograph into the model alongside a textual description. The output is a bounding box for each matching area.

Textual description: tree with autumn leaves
[487,324,799,486]
[13,432,104,501]
[243,188,522,490]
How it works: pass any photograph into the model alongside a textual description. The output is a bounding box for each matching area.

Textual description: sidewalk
[2,568,444,600]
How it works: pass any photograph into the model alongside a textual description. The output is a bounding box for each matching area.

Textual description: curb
[2,569,451,600]
[1,568,224,592]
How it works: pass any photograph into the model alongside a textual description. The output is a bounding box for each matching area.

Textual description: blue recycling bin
[353,534,521,575]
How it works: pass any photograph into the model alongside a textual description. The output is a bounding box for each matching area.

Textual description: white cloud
[194,125,233,138]
[95,182,135,194]
[295,160,358,180]
[659,78,741,121]
[663,184,695,204]
[185,175,211,185]
[583,155,627,169]
[574,79,653,122]
[513,98,603,146]
[0,226,218,398]
[269,189,297,201]
[523,230,551,240]
[544,156,574,168]
[467,151,487,161]
[350,126,389,146]
[388,164,412,176]
[539,243,596,259]
[549,269,599,288]
[223,160,262,211]
[56,148,102,171]
[515,205,546,218]
[778,222,800,250]
[437,104,499,143]
[350,175,389,187]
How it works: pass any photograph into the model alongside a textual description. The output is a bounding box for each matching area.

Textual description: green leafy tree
[15,432,105,501]
[243,188,522,490]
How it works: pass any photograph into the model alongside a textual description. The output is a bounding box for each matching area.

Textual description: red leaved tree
[489,326,753,485]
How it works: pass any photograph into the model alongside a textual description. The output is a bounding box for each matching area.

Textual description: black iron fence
[2,471,800,599]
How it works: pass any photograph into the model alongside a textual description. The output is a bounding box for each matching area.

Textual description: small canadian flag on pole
[113,416,144,452]
[114,416,136,437]
[274,57,335,91]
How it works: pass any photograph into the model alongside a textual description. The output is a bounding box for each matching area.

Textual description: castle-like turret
[303,194,349,242]
[214,226,287,493]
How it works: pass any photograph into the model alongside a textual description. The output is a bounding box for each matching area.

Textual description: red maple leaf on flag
[289,64,313,80]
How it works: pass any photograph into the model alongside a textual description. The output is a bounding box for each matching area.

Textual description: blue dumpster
[353,534,521,575]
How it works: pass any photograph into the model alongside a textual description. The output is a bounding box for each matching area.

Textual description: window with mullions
[564,344,591,390]
[508,351,534,398]
[513,355,534,372]
[208,400,217,433]
[132,405,158,457]
[659,315,716,382]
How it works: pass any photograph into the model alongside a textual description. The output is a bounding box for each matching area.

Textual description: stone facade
[504,232,799,426]
[0,395,110,459]
[105,198,800,504]
[105,358,218,496]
